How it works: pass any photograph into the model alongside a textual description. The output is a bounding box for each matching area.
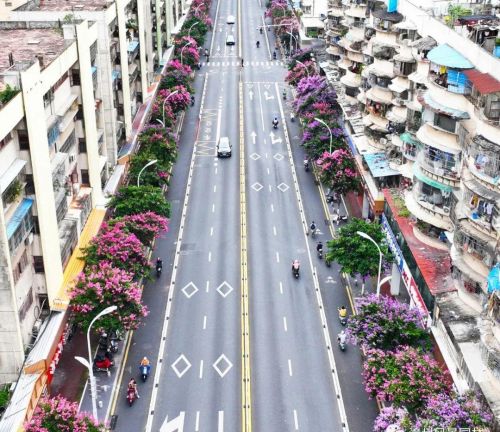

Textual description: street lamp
[286,31,299,53]
[180,41,192,65]
[356,231,382,297]
[75,305,117,422]
[313,117,333,153]
[161,89,179,127]
[137,160,158,187]
[187,21,199,39]
[295,59,309,77]
[191,3,204,17]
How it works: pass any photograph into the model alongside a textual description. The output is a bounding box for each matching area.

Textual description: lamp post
[313,117,333,153]
[295,59,309,77]
[180,41,192,65]
[191,3,203,17]
[286,31,299,53]
[137,159,158,187]
[356,231,382,297]
[75,305,117,422]
[187,21,199,39]
[161,89,179,127]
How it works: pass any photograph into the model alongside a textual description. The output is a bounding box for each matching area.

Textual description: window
[0,132,12,150]
[81,169,90,185]
[13,251,29,284]
[78,138,87,153]
[32,216,40,234]
[434,114,456,133]
[60,130,76,153]
[43,90,54,108]
[18,288,33,321]
[33,256,45,273]
[71,70,81,86]
[18,130,30,150]
[25,174,35,195]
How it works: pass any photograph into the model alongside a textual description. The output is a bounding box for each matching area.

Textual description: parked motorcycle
[93,354,113,375]
[99,332,118,354]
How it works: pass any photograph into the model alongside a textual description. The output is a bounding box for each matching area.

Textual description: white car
[225,34,235,45]
[227,15,235,24]
[217,137,232,157]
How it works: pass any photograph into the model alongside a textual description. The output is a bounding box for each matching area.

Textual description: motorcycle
[310,227,317,239]
[317,247,323,260]
[109,328,125,342]
[339,314,347,326]
[99,332,118,354]
[290,112,295,122]
[332,210,348,226]
[256,41,260,48]
[304,159,309,172]
[126,388,136,406]
[156,264,162,278]
[292,266,300,279]
[273,51,277,60]
[93,354,113,375]
[272,119,279,129]
[282,90,287,100]
[140,365,151,382]
[338,338,346,351]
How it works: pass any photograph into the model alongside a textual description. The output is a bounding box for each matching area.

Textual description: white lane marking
[206,280,210,293]
[210,227,214,236]
[203,315,207,330]
[268,185,272,192]
[283,316,288,332]
[215,167,218,175]
[276,252,280,263]
[267,168,270,175]
[257,83,265,131]
[271,204,274,213]
[288,359,293,376]
[273,226,277,236]
[195,411,200,431]
[199,360,204,379]
[293,410,299,430]
[218,411,224,432]
[208,251,212,262]
[279,281,283,294]
[214,185,217,192]
[212,204,215,213]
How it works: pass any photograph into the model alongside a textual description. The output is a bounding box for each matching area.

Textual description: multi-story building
[0,19,105,382]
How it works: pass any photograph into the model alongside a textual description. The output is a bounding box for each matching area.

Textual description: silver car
[217,137,232,157]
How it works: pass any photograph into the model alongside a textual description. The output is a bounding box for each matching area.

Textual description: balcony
[127,40,140,62]
[59,217,78,267]
[7,198,34,256]
[417,146,460,182]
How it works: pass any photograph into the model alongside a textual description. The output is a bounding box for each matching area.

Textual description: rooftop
[0,28,68,73]
[30,0,111,12]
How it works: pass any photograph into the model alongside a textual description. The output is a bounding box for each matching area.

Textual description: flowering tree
[129,152,170,187]
[415,392,493,430]
[326,218,392,291]
[157,86,191,114]
[179,17,208,46]
[173,36,200,67]
[285,61,315,87]
[316,149,360,195]
[81,223,150,277]
[373,407,413,432]
[25,396,106,432]
[363,346,451,413]
[160,60,194,94]
[150,97,175,127]
[108,211,168,246]
[107,185,171,218]
[70,262,148,331]
[346,294,431,351]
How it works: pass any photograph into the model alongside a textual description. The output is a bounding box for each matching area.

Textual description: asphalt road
[109,0,380,429]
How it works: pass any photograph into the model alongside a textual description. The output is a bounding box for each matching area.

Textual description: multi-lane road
[108,0,379,430]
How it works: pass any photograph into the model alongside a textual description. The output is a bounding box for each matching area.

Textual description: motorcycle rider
[273,51,277,60]
[256,40,260,48]
[272,117,279,127]
[337,330,347,345]
[140,356,150,367]
[316,241,323,253]
[338,305,347,319]
[128,378,139,398]
[156,257,163,269]
[292,259,300,273]
[310,221,316,233]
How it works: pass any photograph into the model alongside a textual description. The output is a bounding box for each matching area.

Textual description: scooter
[156,264,162,278]
[290,112,295,122]
[272,120,279,129]
[126,388,136,406]
[338,338,346,351]
[339,314,347,326]
[93,354,113,375]
[317,247,323,260]
[140,365,151,382]
[332,210,348,226]
[292,266,300,279]
[99,333,118,354]
[304,159,309,172]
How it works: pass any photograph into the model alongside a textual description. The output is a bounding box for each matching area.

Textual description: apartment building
[319,0,500,422]
[0,19,106,382]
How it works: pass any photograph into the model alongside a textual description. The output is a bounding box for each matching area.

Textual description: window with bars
[60,130,76,154]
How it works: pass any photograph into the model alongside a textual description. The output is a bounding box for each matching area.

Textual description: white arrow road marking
[249,90,254,100]
[250,131,256,144]
[269,132,282,144]
[263,90,274,100]
[218,411,224,432]
[325,276,337,284]
[160,412,185,432]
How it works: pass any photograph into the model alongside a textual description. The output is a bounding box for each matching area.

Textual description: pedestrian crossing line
[202,60,284,67]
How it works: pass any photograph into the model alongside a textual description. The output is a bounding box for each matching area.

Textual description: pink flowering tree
[70,262,148,331]
[285,61,315,87]
[150,97,175,127]
[108,212,169,246]
[179,17,209,46]
[173,36,200,67]
[25,395,106,432]
[373,407,413,432]
[301,119,344,159]
[81,223,150,278]
[346,294,431,351]
[160,60,194,94]
[157,86,191,114]
[316,149,360,195]
[363,346,451,413]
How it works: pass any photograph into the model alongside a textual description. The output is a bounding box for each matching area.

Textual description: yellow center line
[239,81,252,432]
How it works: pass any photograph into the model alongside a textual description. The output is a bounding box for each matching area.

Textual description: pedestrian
[241,58,244,67]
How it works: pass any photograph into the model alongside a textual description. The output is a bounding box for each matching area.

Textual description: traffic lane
[211,0,237,58]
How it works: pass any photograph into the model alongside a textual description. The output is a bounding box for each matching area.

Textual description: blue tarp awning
[413,165,453,192]
[427,44,474,69]
[91,66,97,75]
[127,40,139,52]
[111,70,120,82]
[487,264,500,293]
[6,198,33,238]
[363,153,400,178]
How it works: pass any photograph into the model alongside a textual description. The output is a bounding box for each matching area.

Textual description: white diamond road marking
[251,182,263,192]
[216,281,234,298]
[181,282,199,298]
[273,153,284,161]
[250,153,261,160]
[171,354,192,378]
[277,183,289,192]
[213,354,233,378]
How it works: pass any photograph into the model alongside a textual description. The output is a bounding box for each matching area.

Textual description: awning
[327,8,344,17]
[326,45,341,55]
[363,113,388,131]
[394,20,417,30]
[417,91,470,119]
[463,70,500,94]
[127,40,139,52]
[301,16,325,29]
[50,208,106,311]
[363,153,400,178]
[413,164,453,192]
[337,58,352,70]
[366,87,393,104]
[393,53,415,62]
[0,159,26,193]
[410,36,437,51]
[389,76,410,93]
[416,123,461,154]
[400,132,420,146]
[386,106,407,123]
[6,198,33,239]
[345,7,368,18]
[367,63,394,78]
[427,44,474,69]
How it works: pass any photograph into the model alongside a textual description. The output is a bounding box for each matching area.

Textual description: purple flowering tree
[108,212,169,246]
[373,407,413,432]
[70,262,148,332]
[316,149,360,195]
[346,294,431,351]
[81,223,150,278]
[363,346,451,413]
[285,61,316,87]
[25,395,106,431]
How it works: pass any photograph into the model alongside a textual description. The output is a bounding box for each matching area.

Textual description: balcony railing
[417,150,460,181]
